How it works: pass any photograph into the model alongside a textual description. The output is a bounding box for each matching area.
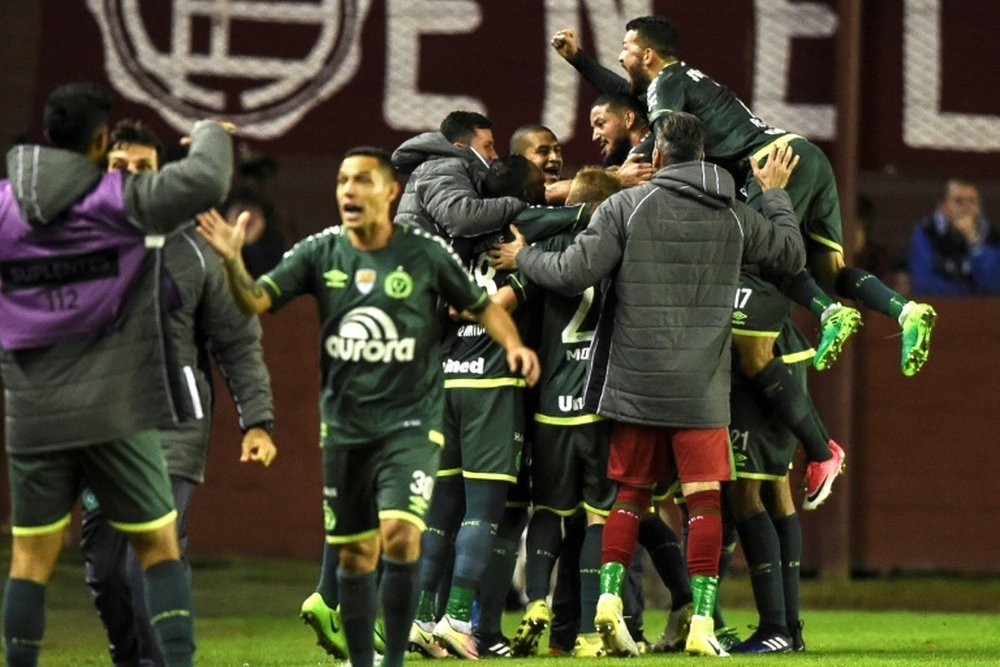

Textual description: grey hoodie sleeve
[738,189,806,276]
[198,244,274,429]
[517,201,625,296]
[124,121,233,233]
[418,159,527,238]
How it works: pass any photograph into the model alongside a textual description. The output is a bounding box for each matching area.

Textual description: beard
[603,136,633,167]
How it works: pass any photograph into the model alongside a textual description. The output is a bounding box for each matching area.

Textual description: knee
[10,531,66,584]
[126,523,180,570]
[726,481,764,521]
[339,540,381,574]
[381,520,422,563]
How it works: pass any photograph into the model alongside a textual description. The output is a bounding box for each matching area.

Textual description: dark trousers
[80,476,195,667]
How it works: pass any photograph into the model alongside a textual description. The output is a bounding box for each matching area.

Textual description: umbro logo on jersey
[324,269,348,288]
[732,311,748,325]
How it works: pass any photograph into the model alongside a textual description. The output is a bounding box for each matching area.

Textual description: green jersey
[443,204,589,388]
[522,230,604,425]
[260,225,488,446]
[647,61,787,173]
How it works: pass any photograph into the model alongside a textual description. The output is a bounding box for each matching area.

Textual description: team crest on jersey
[86,0,372,139]
[355,269,377,294]
[384,266,413,299]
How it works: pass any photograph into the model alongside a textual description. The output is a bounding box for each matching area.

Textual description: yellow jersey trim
[444,378,527,389]
[808,232,844,254]
[259,274,281,297]
[780,349,816,364]
[11,513,72,536]
[429,430,445,447]
[462,471,517,483]
[326,528,380,544]
[109,509,178,534]
[378,510,426,533]
[751,133,805,164]
[534,413,605,426]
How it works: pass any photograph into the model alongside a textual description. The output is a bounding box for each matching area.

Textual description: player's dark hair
[109,119,164,164]
[625,15,680,59]
[484,154,543,204]
[344,146,397,184]
[592,94,649,126]
[509,124,557,155]
[654,112,704,165]
[440,111,492,144]
[43,82,112,154]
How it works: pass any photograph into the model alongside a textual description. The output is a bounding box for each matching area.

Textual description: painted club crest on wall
[87,0,372,139]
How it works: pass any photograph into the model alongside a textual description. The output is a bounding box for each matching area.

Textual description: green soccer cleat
[300,592,349,660]
[373,614,386,654]
[814,304,862,371]
[510,598,551,656]
[715,626,742,652]
[594,593,640,657]
[899,301,937,376]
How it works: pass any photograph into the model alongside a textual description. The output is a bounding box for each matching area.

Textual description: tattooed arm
[196,208,273,315]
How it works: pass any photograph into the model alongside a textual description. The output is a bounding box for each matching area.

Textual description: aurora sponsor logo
[324,306,415,363]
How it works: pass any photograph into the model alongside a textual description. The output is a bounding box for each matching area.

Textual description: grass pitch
[15,551,1000,666]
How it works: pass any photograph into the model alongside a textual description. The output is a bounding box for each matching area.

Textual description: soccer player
[197,147,539,667]
[726,320,817,653]
[77,119,277,666]
[556,18,937,375]
[0,82,233,667]
[509,123,572,203]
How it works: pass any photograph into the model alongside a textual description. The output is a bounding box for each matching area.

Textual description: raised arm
[196,208,272,315]
[125,120,233,232]
[552,28,632,96]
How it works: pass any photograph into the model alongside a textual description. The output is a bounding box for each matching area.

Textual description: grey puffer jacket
[0,122,233,453]
[160,228,273,483]
[392,131,525,238]
[517,160,804,428]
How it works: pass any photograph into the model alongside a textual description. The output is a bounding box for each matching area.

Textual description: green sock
[598,561,626,597]
[415,591,437,623]
[835,266,908,319]
[443,585,475,622]
[3,578,46,667]
[782,269,834,318]
[144,560,195,667]
[691,574,720,619]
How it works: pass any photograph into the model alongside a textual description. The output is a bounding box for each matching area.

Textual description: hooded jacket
[160,228,273,483]
[392,131,525,239]
[517,160,805,428]
[0,121,233,453]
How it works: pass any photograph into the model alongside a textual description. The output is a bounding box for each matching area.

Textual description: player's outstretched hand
[197,208,249,261]
[507,346,541,388]
[551,28,580,60]
[488,225,526,270]
[751,143,800,192]
[615,153,654,187]
[240,427,277,467]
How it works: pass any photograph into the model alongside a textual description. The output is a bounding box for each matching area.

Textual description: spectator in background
[909,178,1000,296]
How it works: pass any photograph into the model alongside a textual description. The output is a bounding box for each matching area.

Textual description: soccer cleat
[409,620,449,659]
[510,598,551,656]
[789,620,806,652]
[814,304,862,371]
[572,632,606,658]
[684,615,729,658]
[802,440,846,510]
[300,592,349,660]
[433,614,479,659]
[714,626,742,652]
[474,631,512,658]
[729,626,793,654]
[594,593,640,657]
[899,301,937,376]
[653,602,692,652]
